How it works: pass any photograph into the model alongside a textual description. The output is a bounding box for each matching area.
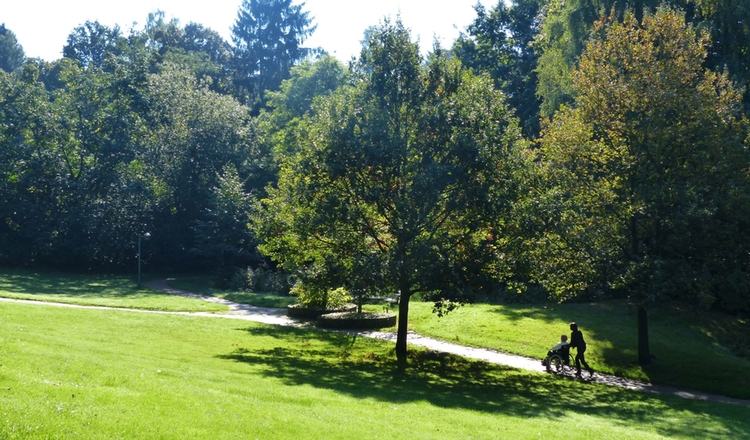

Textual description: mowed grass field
[1,268,749,438]
[1,300,748,440]
[0,269,227,312]
[164,276,750,399]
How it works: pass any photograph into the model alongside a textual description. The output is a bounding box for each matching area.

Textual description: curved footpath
[2,279,748,406]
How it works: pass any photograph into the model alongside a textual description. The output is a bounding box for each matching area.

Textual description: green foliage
[142,12,235,94]
[0,24,25,72]
[221,266,292,295]
[262,54,349,159]
[231,0,317,110]
[191,163,262,277]
[534,7,750,362]
[290,283,351,310]
[63,20,127,70]
[254,18,530,364]
[0,40,267,271]
[535,0,750,117]
[144,63,269,269]
[453,0,546,137]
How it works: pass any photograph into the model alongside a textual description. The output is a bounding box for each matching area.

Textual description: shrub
[290,283,350,310]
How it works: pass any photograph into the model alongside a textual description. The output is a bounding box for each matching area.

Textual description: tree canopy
[231,0,317,111]
[254,19,529,367]
[535,7,749,363]
[0,24,25,73]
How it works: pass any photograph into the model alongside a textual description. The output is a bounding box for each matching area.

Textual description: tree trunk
[637,305,651,365]
[395,290,410,372]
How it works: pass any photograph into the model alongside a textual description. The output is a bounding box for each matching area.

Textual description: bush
[290,283,351,310]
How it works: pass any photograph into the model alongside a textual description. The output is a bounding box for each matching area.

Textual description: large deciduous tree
[254,19,528,369]
[63,21,126,70]
[231,0,316,111]
[535,1,750,117]
[535,8,749,364]
[142,12,234,94]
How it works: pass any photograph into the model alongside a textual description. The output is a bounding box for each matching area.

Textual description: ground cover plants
[1,300,748,439]
[0,268,228,312]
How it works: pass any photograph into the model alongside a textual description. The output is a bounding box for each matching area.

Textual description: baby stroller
[542,345,573,375]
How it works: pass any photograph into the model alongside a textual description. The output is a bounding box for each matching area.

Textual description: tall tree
[63,21,126,70]
[262,54,348,161]
[693,0,750,111]
[0,24,25,72]
[535,8,749,364]
[453,0,546,137]
[142,12,234,94]
[534,0,750,117]
[231,0,316,111]
[144,64,267,268]
[254,19,528,369]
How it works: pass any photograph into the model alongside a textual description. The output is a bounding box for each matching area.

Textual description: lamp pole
[137,232,151,288]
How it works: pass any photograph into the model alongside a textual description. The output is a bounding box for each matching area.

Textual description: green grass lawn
[0,268,228,312]
[2,268,748,401]
[401,300,750,399]
[1,300,747,440]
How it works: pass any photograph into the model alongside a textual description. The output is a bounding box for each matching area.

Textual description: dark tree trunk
[637,305,651,365]
[395,288,411,372]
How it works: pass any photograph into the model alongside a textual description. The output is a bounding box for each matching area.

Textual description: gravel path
[3,279,748,406]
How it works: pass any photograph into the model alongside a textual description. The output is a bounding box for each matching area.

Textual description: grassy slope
[1,301,747,440]
[401,300,750,399]
[0,268,227,312]
[1,269,748,399]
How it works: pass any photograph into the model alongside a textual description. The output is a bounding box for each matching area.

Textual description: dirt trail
[2,279,747,406]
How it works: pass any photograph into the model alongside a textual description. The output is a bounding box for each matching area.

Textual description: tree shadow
[0,268,163,299]
[218,326,749,439]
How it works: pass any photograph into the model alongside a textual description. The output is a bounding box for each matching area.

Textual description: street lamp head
[142,232,151,240]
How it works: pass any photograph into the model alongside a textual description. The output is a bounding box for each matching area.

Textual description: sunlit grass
[1,301,747,439]
[403,299,750,399]
[2,268,748,401]
[0,268,228,312]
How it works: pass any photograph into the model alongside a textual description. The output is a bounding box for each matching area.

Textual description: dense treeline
[2,1,749,362]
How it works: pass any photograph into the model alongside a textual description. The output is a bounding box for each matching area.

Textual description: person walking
[569,322,594,378]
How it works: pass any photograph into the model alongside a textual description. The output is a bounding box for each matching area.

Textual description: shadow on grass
[0,269,140,298]
[218,326,748,439]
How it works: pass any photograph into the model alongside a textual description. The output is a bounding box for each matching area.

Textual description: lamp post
[137,232,151,288]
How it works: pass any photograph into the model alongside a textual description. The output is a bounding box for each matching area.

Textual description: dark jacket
[570,330,586,350]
